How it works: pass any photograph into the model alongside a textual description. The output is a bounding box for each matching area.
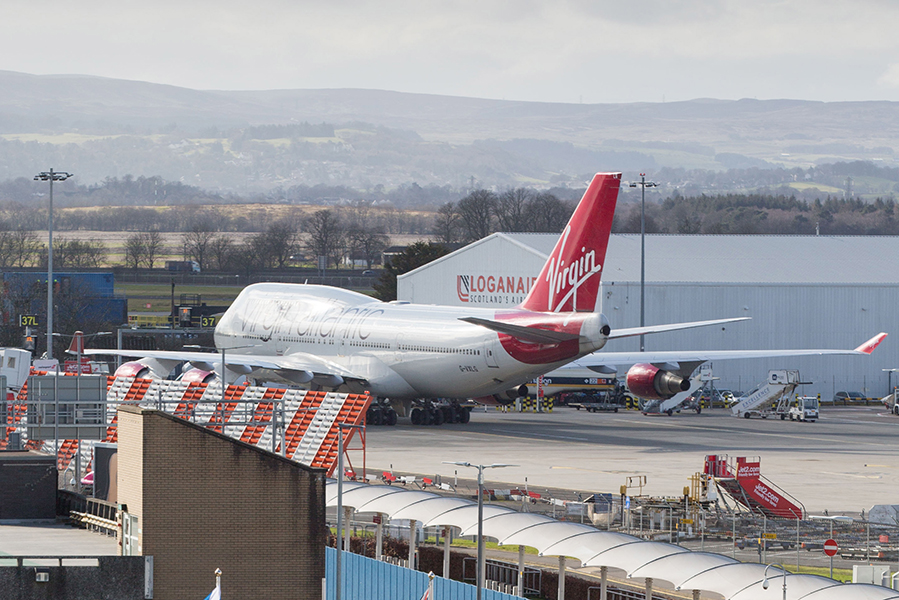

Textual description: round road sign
[823,539,839,557]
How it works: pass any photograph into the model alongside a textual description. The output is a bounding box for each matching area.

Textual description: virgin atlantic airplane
[90,173,885,425]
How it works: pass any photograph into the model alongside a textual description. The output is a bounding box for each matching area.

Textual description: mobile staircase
[705,454,805,519]
[730,370,807,419]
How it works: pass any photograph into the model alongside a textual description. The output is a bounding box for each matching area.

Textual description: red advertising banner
[738,478,803,519]
[736,462,761,479]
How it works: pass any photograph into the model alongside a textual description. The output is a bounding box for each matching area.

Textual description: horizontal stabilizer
[459,317,580,344]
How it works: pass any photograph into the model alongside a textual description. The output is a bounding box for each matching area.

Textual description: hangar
[397,233,899,399]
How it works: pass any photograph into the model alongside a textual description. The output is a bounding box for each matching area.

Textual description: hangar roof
[326,481,898,599]
[406,233,899,285]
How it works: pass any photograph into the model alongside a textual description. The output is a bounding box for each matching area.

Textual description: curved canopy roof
[326,481,895,599]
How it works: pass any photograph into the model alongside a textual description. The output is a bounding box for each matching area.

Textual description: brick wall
[117,406,326,600]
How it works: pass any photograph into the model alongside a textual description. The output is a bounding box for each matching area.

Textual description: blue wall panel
[325,548,523,600]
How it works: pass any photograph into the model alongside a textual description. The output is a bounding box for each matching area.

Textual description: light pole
[34,169,73,360]
[336,423,364,600]
[444,461,517,600]
[184,343,256,407]
[629,174,658,352]
[762,562,787,600]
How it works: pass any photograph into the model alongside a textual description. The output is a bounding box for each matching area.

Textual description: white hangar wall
[398,233,899,399]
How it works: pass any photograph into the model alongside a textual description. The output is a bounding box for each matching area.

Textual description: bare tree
[123,233,144,271]
[432,202,461,244]
[457,190,496,242]
[265,221,299,270]
[124,230,165,270]
[141,230,163,269]
[50,238,107,269]
[0,227,43,268]
[523,193,573,233]
[181,223,216,270]
[208,234,236,271]
[495,188,533,232]
[304,210,344,269]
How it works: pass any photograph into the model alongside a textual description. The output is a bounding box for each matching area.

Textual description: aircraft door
[484,338,500,368]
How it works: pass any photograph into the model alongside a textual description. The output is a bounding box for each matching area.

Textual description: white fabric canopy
[325,481,899,599]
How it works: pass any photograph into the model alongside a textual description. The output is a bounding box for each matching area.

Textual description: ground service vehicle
[789,396,819,422]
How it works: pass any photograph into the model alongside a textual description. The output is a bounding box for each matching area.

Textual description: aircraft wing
[607,317,751,340]
[82,348,364,382]
[578,332,887,373]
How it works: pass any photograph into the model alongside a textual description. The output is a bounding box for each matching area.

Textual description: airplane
[86,172,886,426]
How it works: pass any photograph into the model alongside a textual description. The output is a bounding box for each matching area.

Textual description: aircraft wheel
[743,412,751,419]
[442,406,455,424]
[386,409,398,426]
[370,407,384,426]
[410,407,423,425]
[459,407,471,424]
[433,407,445,426]
[695,407,702,414]
[781,414,786,420]
[666,409,673,416]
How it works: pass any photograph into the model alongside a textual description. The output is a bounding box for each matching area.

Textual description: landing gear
[366,399,398,426]
[408,399,472,426]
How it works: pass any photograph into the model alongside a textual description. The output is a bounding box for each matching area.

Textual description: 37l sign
[19,315,39,327]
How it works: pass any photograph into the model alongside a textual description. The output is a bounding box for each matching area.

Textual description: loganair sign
[457,275,537,305]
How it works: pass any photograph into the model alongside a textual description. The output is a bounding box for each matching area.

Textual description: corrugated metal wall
[325,547,522,600]
[601,282,899,399]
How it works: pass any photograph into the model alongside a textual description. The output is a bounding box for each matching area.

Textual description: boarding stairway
[730,370,804,418]
[3,372,371,477]
[705,455,805,519]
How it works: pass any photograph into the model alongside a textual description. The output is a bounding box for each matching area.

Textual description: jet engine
[114,360,165,380]
[625,363,690,400]
[180,368,216,384]
[476,384,529,406]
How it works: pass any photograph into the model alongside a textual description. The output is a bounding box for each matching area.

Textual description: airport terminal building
[398,233,899,399]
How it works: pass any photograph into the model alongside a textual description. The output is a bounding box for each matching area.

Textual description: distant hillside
[3,70,899,192]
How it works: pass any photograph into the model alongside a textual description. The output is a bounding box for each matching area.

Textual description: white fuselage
[214,283,609,400]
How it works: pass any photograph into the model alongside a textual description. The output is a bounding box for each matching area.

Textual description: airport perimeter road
[361,405,899,513]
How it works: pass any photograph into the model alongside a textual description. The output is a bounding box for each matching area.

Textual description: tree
[523,193,573,233]
[495,188,533,232]
[373,241,450,301]
[456,190,496,242]
[208,234,236,271]
[49,238,108,269]
[181,223,216,271]
[304,210,344,269]
[0,227,42,268]
[346,226,389,269]
[124,231,163,271]
[432,202,461,244]
[264,221,300,270]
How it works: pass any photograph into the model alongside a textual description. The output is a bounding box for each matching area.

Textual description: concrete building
[398,233,899,398]
[117,405,327,600]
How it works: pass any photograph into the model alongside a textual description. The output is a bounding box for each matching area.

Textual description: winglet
[855,332,887,354]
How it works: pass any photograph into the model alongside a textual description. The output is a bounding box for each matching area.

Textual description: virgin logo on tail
[521,173,621,313]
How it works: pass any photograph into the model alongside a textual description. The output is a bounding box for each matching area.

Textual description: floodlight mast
[34,168,73,360]
[444,461,517,600]
[628,174,658,352]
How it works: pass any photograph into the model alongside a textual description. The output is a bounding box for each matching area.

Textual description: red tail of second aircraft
[520,172,621,313]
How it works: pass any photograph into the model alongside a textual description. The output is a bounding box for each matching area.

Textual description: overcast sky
[4,0,899,104]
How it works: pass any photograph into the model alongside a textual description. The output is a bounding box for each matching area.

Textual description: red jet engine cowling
[626,363,690,400]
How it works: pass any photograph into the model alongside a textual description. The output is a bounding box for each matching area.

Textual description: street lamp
[810,514,852,578]
[629,174,659,352]
[762,562,787,600]
[183,343,256,406]
[336,423,364,600]
[444,461,517,600]
[34,169,74,360]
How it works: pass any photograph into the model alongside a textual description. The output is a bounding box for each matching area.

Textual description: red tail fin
[520,173,620,313]
[67,331,84,354]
